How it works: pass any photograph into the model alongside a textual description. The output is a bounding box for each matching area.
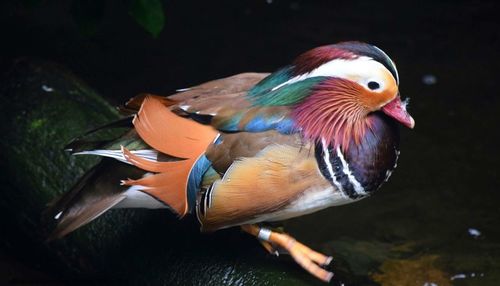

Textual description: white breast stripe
[321,140,344,194]
[336,147,366,195]
[394,149,400,168]
[384,170,393,182]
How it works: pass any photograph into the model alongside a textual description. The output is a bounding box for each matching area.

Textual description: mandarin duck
[48,41,414,282]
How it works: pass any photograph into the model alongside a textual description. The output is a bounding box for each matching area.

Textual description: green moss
[29,118,47,130]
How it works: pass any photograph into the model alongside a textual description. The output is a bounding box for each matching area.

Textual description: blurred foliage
[21,0,165,38]
[128,0,165,38]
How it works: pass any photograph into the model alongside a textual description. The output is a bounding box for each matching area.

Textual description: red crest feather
[293,45,357,75]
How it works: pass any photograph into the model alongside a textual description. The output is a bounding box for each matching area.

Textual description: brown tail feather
[46,159,146,240]
[64,116,134,153]
[48,96,219,238]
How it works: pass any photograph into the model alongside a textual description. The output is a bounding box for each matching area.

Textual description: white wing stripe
[74,149,159,164]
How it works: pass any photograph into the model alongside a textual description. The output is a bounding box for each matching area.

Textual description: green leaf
[129,0,165,38]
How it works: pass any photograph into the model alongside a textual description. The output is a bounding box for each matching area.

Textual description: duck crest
[315,112,400,199]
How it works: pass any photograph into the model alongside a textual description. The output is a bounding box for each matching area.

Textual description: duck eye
[368,81,380,90]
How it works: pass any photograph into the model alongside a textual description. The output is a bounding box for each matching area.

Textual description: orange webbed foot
[241,224,333,282]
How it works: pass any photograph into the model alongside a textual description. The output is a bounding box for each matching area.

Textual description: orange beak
[381,96,415,129]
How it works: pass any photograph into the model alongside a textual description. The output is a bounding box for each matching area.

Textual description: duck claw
[242,224,334,282]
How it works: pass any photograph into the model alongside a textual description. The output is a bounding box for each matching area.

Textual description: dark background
[1,0,499,285]
[2,1,498,104]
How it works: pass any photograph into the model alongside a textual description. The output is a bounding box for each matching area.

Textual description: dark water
[1,1,499,285]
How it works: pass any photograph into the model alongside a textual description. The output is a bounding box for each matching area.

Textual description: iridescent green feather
[212,68,329,132]
[250,77,326,106]
[248,66,294,97]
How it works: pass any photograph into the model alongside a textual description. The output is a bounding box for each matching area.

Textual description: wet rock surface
[0,60,337,285]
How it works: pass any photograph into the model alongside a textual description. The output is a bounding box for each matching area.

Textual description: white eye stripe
[372,45,399,84]
[272,56,394,92]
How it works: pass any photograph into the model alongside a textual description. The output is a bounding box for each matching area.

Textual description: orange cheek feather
[359,88,396,111]
[359,72,398,111]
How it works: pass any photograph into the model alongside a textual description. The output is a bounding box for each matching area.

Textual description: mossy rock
[0,59,335,285]
[371,255,450,286]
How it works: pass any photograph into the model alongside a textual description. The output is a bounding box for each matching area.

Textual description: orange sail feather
[123,96,218,216]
